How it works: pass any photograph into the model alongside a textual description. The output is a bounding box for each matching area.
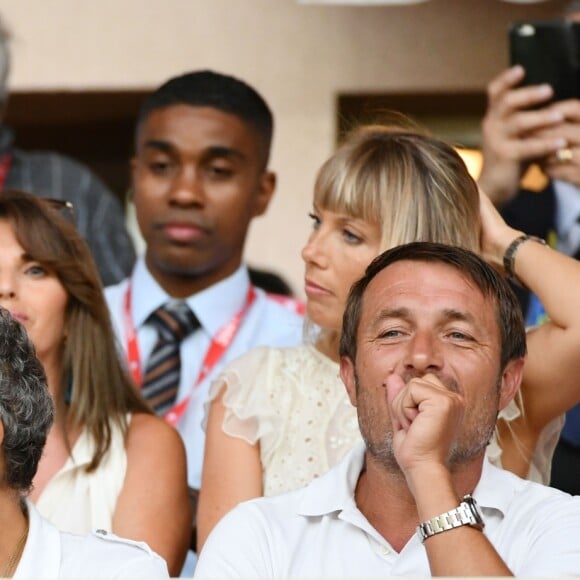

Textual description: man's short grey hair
[0,307,54,493]
[0,16,9,103]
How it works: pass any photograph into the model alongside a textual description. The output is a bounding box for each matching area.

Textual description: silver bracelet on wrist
[416,495,485,543]
[502,234,547,285]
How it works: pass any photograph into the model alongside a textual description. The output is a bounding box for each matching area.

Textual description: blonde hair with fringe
[313,125,481,253]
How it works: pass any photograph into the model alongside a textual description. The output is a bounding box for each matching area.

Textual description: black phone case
[509,20,580,102]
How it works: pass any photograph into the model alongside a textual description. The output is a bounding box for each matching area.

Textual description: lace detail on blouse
[206,346,565,492]
[205,344,361,496]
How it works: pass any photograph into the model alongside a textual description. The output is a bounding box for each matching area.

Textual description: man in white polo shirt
[0,307,167,579]
[195,242,580,578]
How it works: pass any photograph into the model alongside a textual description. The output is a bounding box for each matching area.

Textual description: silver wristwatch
[417,494,485,543]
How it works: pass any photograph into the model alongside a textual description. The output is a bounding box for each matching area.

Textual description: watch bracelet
[417,495,484,543]
[418,505,474,539]
[502,234,547,285]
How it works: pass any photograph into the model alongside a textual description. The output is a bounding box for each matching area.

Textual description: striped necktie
[142,301,200,415]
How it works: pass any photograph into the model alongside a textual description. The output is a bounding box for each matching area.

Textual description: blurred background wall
[0,0,568,295]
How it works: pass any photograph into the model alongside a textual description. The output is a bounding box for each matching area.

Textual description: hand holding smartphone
[509,19,580,102]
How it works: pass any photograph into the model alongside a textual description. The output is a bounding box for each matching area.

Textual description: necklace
[1,517,29,578]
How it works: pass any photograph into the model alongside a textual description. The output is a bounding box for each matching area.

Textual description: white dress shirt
[15,501,168,579]
[105,259,304,489]
[195,443,580,578]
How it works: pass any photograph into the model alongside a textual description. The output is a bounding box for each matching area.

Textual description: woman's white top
[208,345,563,493]
[35,417,128,534]
[206,344,361,496]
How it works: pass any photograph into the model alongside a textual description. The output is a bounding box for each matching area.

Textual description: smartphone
[509,19,580,102]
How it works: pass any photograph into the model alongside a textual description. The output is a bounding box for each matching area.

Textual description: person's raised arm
[479,190,580,446]
[112,414,191,576]
[197,384,263,552]
[478,66,566,206]
[387,371,521,577]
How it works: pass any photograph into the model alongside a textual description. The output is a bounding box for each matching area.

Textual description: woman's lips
[304,279,332,297]
[7,311,28,324]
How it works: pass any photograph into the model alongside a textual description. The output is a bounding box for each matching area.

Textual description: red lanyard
[0,153,12,189]
[123,283,257,426]
[265,293,306,316]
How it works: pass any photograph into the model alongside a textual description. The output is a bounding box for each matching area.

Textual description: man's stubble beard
[354,370,500,474]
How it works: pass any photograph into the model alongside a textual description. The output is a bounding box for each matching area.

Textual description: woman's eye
[343,229,362,244]
[308,213,321,229]
[25,264,47,277]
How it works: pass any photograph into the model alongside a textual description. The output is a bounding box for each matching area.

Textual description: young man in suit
[105,69,303,496]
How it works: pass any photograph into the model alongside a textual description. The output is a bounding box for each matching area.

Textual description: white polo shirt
[195,443,580,578]
[15,501,168,578]
[105,259,304,489]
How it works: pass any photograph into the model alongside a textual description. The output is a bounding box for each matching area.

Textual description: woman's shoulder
[204,345,322,435]
[125,413,185,460]
[214,344,305,388]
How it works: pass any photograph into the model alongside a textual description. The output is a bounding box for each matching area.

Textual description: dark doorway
[4,90,149,201]
[337,91,487,147]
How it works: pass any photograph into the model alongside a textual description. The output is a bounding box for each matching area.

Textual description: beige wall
[0,0,568,295]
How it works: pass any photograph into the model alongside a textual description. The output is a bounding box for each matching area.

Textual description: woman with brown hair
[0,189,190,575]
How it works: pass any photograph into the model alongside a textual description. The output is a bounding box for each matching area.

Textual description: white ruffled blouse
[206,345,562,494]
[206,344,360,496]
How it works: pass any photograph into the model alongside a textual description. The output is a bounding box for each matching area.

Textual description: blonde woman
[198,126,580,549]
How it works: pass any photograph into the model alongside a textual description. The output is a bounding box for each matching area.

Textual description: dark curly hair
[0,307,54,493]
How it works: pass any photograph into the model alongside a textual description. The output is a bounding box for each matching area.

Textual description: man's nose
[404,331,443,374]
[169,168,205,207]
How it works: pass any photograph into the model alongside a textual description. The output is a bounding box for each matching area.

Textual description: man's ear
[340,356,358,407]
[498,357,525,411]
[252,171,276,218]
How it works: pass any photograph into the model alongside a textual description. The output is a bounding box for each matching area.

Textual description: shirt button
[380,546,390,556]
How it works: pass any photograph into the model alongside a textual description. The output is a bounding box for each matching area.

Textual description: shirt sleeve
[203,347,279,447]
[111,553,169,579]
[60,532,170,579]
[514,494,580,575]
[194,503,274,579]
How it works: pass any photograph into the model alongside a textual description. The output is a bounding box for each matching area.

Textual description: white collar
[14,500,61,578]
[297,443,513,519]
[297,442,365,517]
[130,259,252,336]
